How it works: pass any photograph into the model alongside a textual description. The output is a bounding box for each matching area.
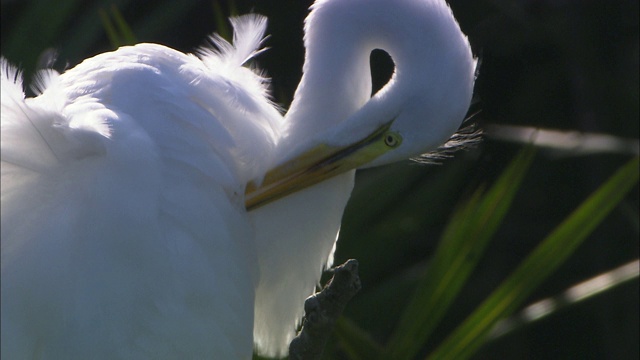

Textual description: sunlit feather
[1,0,474,358]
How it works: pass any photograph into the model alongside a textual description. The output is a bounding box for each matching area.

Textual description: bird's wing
[1,59,110,244]
[0,15,278,357]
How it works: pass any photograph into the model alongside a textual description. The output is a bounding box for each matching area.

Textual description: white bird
[0,0,475,358]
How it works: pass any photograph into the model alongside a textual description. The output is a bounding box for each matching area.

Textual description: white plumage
[1,0,475,358]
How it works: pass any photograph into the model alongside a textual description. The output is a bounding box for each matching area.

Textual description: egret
[1,0,475,358]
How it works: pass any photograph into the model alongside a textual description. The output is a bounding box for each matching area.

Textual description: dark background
[2,0,638,359]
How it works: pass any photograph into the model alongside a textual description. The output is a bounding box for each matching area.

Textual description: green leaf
[489,259,639,340]
[381,146,537,360]
[99,4,136,49]
[426,156,639,360]
[212,1,234,42]
[109,4,137,45]
[334,317,383,360]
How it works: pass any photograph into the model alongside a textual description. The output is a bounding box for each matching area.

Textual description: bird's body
[1,0,475,358]
[1,35,274,360]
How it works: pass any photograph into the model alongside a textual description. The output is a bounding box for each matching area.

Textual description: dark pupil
[386,135,395,146]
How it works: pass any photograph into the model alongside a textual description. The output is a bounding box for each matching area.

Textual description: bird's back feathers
[1,15,280,359]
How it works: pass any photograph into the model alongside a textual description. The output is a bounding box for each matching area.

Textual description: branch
[288,259,361,360]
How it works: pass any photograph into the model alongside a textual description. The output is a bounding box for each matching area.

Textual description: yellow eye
[384,132,401,148]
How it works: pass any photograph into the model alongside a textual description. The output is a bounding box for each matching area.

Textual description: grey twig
[288,259,361,360]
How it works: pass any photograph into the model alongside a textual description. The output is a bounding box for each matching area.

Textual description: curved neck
[280,0,474,162]
[282,28,373,150]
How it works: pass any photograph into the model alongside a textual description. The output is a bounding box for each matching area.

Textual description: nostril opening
[370,49,394,97]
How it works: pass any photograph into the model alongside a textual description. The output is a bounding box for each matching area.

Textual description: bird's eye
[384,132,401,148]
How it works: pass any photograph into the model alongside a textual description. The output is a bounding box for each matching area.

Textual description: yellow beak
[245,121,401,211]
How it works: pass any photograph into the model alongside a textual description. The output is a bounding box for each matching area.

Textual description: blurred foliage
[424,156,638,360]
[381,146,538,360]
[2,0,638,359]
[99,4,137,47]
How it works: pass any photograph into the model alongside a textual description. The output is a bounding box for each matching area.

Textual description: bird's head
[245,0,476,210]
